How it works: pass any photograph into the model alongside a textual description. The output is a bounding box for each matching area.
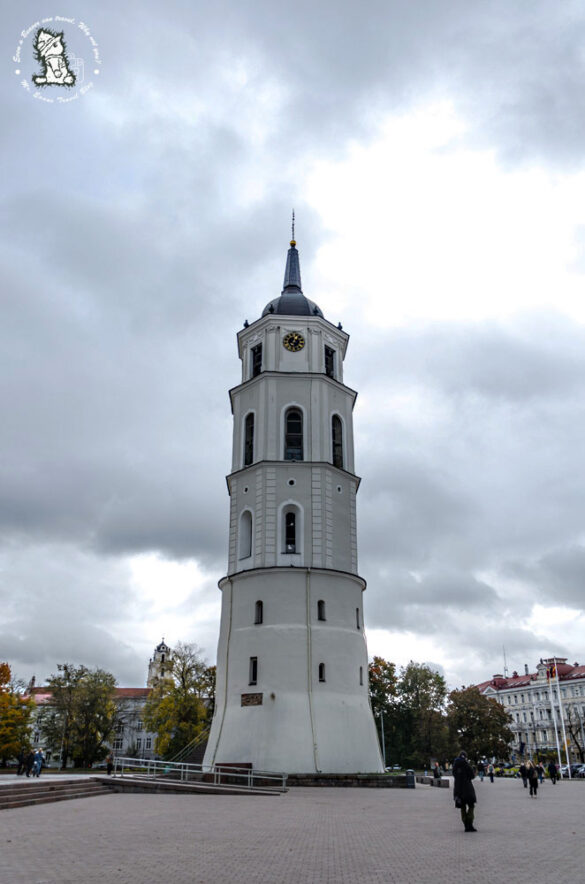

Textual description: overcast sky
[2,0,585,691]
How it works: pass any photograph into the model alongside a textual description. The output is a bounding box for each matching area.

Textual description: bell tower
[203,231,383,773]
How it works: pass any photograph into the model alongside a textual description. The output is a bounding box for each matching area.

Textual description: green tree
[0,663,35,766]
[368,657,398,765]
[447,686,513,761]
[396,662,449,769]
[143,642,212,759]
[42,664,117,768]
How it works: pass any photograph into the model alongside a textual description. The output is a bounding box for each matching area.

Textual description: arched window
[255,600,263,625]
[244,413,254,467]
[239,510,252,559]
[318,663,326,683]
[332,415,343,469]
[317,600,326,621]
[284,408,303,461]
[285,511,296,553]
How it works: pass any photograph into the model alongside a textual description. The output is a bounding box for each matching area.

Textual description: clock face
[283,331,305,352]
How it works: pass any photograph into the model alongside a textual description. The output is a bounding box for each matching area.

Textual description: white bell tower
[203,231,383,773]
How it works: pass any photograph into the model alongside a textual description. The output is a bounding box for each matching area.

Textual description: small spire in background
[290,209,296,246]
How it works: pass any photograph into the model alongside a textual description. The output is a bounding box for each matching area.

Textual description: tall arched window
[244,413,254,467]
[254,600,263,625]
[318,663,326,683]
[332,415,343,469]
[285,511,296,553]
[284,408,303,461]
[239,510,252,559]
[317,600,326,621]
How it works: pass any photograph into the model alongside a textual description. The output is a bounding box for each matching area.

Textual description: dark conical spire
[282,239,302,293]
[261,217,324,318]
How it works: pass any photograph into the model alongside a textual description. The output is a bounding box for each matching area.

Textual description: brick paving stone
[0,777,583,883]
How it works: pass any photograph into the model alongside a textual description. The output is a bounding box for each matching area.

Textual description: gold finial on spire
[290,209,296,246]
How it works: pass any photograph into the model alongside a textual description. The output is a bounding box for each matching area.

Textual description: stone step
[0,780,111,810]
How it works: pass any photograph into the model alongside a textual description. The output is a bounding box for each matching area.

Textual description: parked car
[561,764,584,778]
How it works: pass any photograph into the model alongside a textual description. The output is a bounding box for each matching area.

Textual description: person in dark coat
[526,761,539,797]
[25,750,35,778]
[452,751,477,832]
[519,762,528,788]
[547,760,558,784]
[16,749,26,776]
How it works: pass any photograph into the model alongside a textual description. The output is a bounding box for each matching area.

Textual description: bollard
[406,769,415,789]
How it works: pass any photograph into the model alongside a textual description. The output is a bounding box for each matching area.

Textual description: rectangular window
[249,656,258,685]
[356,608,360,629]
[116,722,124,734]
[359,666,363,686]
[136,720,143,732]
[251,344,262,378]
[146,737,152,750]
[324,346,335,378]
[136,738,142,750]
[113,738,123,751]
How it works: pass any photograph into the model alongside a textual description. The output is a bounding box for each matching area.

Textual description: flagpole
[554,658,571,777]
[548,667,563,774]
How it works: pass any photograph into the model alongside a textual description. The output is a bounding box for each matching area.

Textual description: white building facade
[478,657,585,761]
[203,236,383,773]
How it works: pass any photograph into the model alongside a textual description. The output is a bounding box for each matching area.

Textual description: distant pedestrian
[452,751,477,833]
[548,760,558,784]
[487,762,495,783]
[25,750,35,778]
[106,754,114,776]
[527,761,539,797]
[32,748,45,778]
[519,763,528,788]
[16,749,26,776]
[477,759,485,782]
[537,763,544,784]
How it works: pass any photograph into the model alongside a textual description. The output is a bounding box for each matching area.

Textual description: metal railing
[167,727,210,764]
[112,756,288,792]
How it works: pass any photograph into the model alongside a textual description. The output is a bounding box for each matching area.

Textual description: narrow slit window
[251,344,262,378]
[249,656,258,685]
[318,663,326,683]
[356,607,360,629]
[360,666,364,686]
[324,346,335,379]
[239,511,252,559]
[254,600,263,625]
[244,413,254,466]
[317,599,326,621]
[285,511,296,553]
[284,408,303,461]
[332,415,343,469]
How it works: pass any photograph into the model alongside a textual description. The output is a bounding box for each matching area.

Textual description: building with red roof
[478,657,585,762]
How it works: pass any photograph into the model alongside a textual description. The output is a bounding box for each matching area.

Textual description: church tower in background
[203,229,383,773]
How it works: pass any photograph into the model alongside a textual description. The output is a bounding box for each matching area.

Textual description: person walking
[527,761,539,797]
[16,749,26,776]
[453,750,478,833]
[25,750,35,778]
[487,762,495,783]
[519,762,528,788]
[32,748,45,778]
[548,760,558,784]
[537,762,544,784]
[477,758,485,782]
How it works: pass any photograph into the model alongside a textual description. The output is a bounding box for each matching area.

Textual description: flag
[547,665,556,680]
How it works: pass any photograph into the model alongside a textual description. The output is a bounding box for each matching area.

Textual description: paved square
[0,777,582,883]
